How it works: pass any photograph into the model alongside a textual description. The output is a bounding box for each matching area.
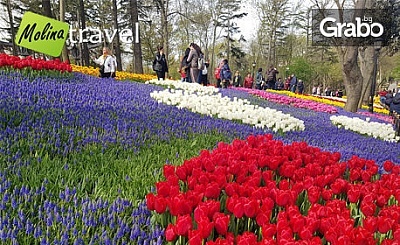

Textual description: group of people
[380,89,400,115]
[151,46,310,94]
[179,43,210,86]
[152,43,210,86]
[311,85,343,98]
[220,66,305,94]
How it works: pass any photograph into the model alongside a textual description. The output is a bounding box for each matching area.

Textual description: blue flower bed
[0,72,398,244]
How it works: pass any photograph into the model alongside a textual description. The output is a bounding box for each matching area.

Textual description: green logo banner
[15,12,69,57]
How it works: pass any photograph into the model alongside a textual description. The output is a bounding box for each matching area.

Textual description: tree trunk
[42,0,53,18]
[210,22,219,86]
[59,0,69,63]
[341,46,363,112]
[334,0,366,112]
[79,0,90,66]
[112,0,122,71]
[130,0,143,73]
[159,0,169,76]
[358,47,375,108]
[6,0,17,56]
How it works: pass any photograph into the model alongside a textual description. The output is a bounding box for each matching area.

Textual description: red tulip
[383,160,394,172]
[175,214,193,236]
[299,227,313,240]
[165,223,177,242]
[236,231,257,245]
[275,190,291,206]
[363,216,377,233]
[244,199,259,218]
[154,196,167,214]
[213,212,230,235]
[256,211,270,227]
[347,184,361,203]
[233,201,244,219]
[262,224,276,238]
[360,202,376,217]
[175,165,187,181]
[205,182,221,199]
[307,186,320,204]
[321,189,333,201]
[290,214,304,233]
[377,216,393,234]
[155,181,170,197]
[188,229,203,245]
[331,179,348,195]
[146,193,156,211]
[361,170,372,182]
[197,217,214,238]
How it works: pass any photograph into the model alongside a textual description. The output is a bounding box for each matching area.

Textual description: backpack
[266,69,274,82]
[202,66,208,75]
[198,54,205,70]
[100,56,110,75]
[222,68,231,80]
[256,72,263,85]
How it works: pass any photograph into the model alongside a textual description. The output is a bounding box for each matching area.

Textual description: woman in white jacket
[93,47,117,78]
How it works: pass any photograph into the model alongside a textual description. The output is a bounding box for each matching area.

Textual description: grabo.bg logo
[312,9,390,46]
[15,12,140,57]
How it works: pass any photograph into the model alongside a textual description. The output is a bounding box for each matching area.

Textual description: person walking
[179,48,191,82]
[152,45,168,80]
[265,65,279,90]
[289,74,298,93]
[297,79,304,94]
[255,68,263,90]
[187,43,202,85]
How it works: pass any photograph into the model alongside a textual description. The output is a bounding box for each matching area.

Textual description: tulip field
[1,54,400,244]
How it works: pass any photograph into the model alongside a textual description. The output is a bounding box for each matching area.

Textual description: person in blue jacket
[289,74,298,93]
[219,59,232,88]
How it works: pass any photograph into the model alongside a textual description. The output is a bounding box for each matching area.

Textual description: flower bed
[0,72,399,244]
[0,53,71,73]
[149,81,305,133]
[71,64,157,82]
[271,90,389,115]
[147,134,400,244]
[330,115,398,142]
[235,88,338,114]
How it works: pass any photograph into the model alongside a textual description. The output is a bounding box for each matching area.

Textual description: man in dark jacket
[289,74,298,93]
[153,45,169,80]
[390,92,400,114]
[265,65,279,90]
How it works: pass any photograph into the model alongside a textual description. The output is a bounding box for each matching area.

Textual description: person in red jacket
[214,60,223,88]
[243,73,254,89]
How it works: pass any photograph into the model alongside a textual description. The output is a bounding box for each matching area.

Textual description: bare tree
[311,0,369,112]
[78,0,90,66]
[256,0,290,66]
[130,0,143,73]
[112,0,122,71]
[59,0,69,62]
[5,0,17,55]
[42,0,52,17]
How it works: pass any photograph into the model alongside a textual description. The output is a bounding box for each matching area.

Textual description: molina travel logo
[312,9,392,46]
[15,11,140,57]
[15,12,70,57]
